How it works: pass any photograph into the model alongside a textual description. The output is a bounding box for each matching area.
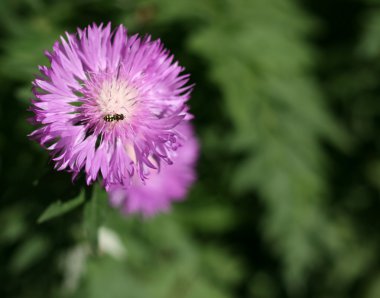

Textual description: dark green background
[1,0,380,297]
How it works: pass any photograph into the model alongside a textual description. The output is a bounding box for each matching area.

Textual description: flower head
[108,123,198,216]
[29,23,193,188]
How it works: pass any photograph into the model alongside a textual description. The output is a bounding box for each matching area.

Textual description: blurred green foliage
[1,0,380,297]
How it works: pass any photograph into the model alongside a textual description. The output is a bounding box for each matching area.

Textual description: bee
[103,113,125,122]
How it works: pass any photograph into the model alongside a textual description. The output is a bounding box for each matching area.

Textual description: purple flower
[108,123,198,216]
[29,23,193,189]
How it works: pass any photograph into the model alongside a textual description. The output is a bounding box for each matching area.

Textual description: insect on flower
[29,23,194,189]
[103,113,125,122]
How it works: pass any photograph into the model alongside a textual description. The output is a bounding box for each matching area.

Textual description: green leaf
[10,235,49,274]
[37,191,85,223]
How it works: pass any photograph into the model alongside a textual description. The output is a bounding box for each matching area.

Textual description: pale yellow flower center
[97,79,138,121]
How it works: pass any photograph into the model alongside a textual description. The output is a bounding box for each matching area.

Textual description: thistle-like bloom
[108,124,198,216]
[29,23,192,189]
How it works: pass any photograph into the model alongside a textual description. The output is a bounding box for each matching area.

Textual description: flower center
[97,79,138,121]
